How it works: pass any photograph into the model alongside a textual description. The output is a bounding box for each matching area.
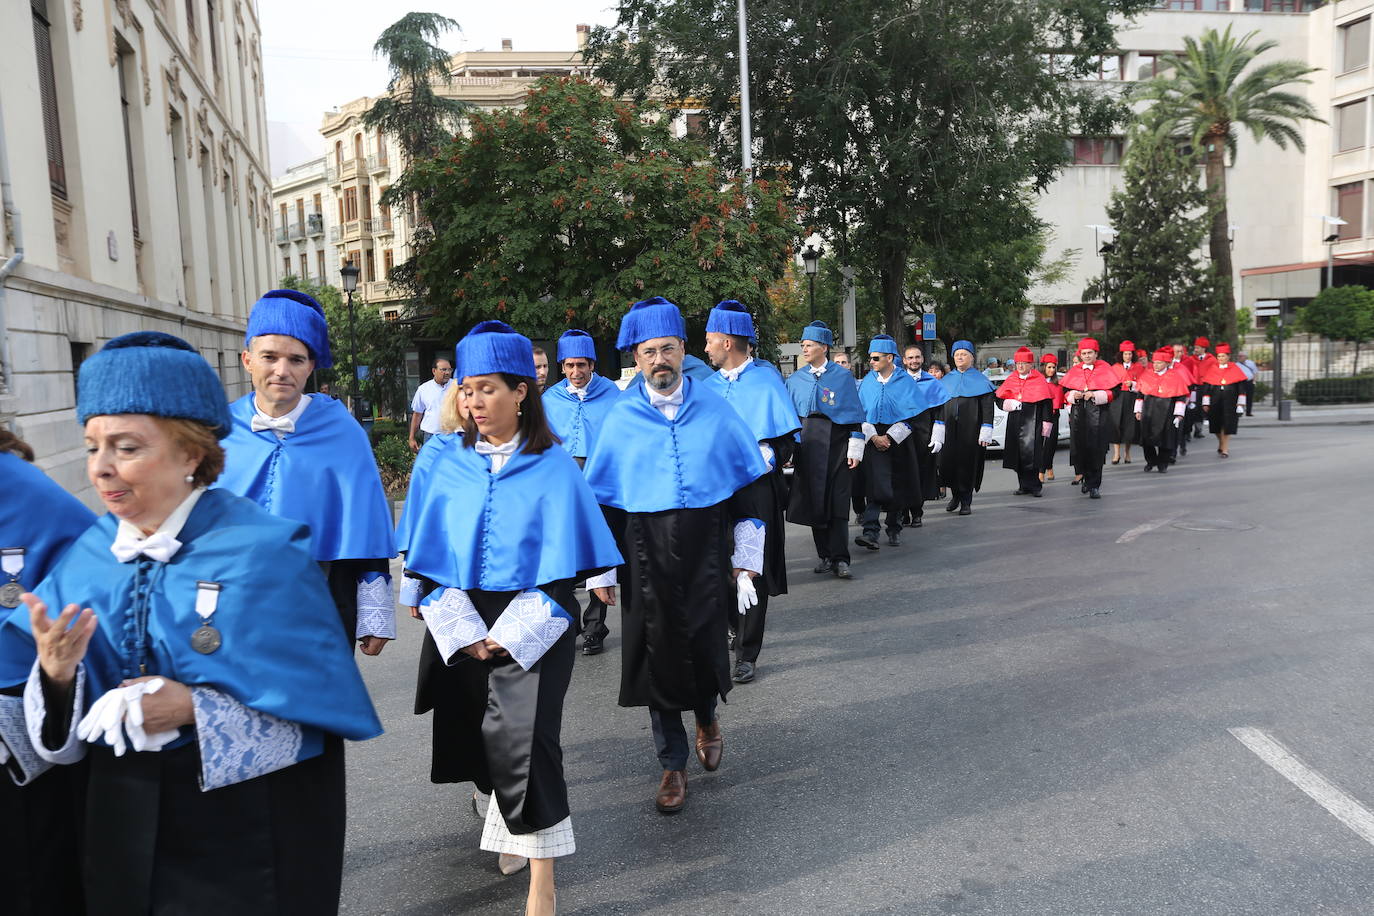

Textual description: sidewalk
[1242,402,1374,427]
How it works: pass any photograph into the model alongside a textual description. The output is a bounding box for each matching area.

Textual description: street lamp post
[1320,215,1347,290]
[801,243,822,323]
[340,262,361,421]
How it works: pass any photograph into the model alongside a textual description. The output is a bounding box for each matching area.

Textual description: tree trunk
[1205,136,1237,344]
[880,247,908,340]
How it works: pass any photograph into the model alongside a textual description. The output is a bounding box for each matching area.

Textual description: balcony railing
[368,153,390,173]
[275,227,289,243]
[306,213,324,236]
[288,221,306,240]
[374,216,394,235]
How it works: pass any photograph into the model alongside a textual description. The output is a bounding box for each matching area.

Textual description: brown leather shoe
[695,721,723,772]
[655,769,686,814]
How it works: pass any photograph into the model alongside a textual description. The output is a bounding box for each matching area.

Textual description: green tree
[1083,130,1223,350]
[1131,25,1323,344]
[1300,285,1374,370]
[586,0,1154,337]
[363,13,467,171]
[398,77,796,343]
[278,276,411,419]
[1026,318,1052,351]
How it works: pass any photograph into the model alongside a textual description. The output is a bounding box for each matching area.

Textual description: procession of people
[0,286,1249,916]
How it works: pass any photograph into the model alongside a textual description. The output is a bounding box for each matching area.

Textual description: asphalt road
[341,423,1374,916]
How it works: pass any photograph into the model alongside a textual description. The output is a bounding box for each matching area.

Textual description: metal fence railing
[1249,335,1373,405]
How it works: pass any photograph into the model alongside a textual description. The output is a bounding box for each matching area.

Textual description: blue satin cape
[0,453,96,595]
[397,440,623,591]
[702,363,801,442]
[584,376,768,513]
[785,362,864,424]
[682,354,714,382]
[858,370,922,425]
[216,394,396,562]
[0,489,383,745]
[939,367,997,397]
[911,371,953,415]
[541,373,622,459]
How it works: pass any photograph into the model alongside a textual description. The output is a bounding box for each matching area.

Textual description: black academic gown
[862,420,919,510]
[1069,402,1112,486]
[1108,372,1141,445]
[938,393,993,503]
[909,406,942,505]
[1138,394,1184,466]
[786,416,859,563]
[1205,382,1243,435]
[413,582,578,833]
[998,397,1052,491]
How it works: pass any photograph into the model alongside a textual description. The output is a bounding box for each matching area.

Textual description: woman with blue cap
[0,331,383,915]
[398,320,623,916]
[937,340,997,515]
[0,429,95,916]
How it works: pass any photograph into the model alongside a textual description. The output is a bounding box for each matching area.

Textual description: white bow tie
[250,414,295,435]
[474,439,519,458]
[110,531,183,564]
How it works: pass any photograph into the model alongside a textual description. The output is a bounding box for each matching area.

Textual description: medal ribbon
[194,581,221,624]
[1,548,23,583]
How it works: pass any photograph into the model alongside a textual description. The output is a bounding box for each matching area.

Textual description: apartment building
[1,0,272,494]
[270,155,335,287]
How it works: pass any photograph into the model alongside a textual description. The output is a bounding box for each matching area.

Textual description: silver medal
[0,581,22,609]
[190,624,222,654]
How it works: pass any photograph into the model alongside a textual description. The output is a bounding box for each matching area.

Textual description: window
[1136,53,1172,81]
[1245,0,1308,10]
[383,248,394,277]
[1342,19,1371,74]
[295,197,305,225]
[279,202,288,230]
[1156,0,1229,9]
[312,192,322,215]
[32,0,66,198]
[343,187,358,222]
[1068,137,1124,165]
[353,133,364,162]
[206,0,219,75]
[1094,55,1122,82]
[361,185,371,220]
[684,113,707,138]
[316,250,325,280]
[335,140,344,170]
[283,256,291,279]
[364,249,375,283]
[184,0,196,37]
[1338,99,1367,151]
[118,45,140,240]
[1337,182,1363,239]
[299,253,309,280]
[376,133,388,165]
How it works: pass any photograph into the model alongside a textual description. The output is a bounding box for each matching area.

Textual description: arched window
[353,133,363,161]
[334,140,343,169]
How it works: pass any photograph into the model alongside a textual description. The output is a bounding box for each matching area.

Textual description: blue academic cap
[78,332,233,438]
[616,297,685,350]
[457,320,537,380]
[950,339,975,356]
[868,335,899,356]
[706,300,755,339]
[557,329,597,363]
[800,321,834,348]
[245,289,333,368]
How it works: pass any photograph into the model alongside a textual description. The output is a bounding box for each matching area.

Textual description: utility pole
[737,0,753,188]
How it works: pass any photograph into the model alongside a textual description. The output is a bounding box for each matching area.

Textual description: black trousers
[1142,443,1174,468]
[581,589,609,641]
[861,501,902,538]
[732,590,769,664]
[812,518,850,564]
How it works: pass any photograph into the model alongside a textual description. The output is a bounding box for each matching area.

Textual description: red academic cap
[1152,346,1173,362]
[1119,340,1135,352]
[1215,343,1231,355]
[1040,353,1057,364]
[1194,336,1210,348]
[1078,338,1100,352]
[1013,346,1035,363]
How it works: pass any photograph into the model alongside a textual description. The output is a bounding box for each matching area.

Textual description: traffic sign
[921,313,937,340]
[1254,300,1281,318]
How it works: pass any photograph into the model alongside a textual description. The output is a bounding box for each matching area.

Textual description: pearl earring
[517,408,523,417]
[185,475,195,484]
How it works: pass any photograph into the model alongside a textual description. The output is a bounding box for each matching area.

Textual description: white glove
[977,424,993,447]
[1236,404,1244,415]
[736,572,758,616]
[1091,390,1109,406]
[928,423,945,453]
[123,680,179,753]
[846,436,864,463]
[78,685,130,757]
[1173,417,1181,428]
[1002,399,1021,412]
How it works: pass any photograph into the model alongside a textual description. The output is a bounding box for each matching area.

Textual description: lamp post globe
[801,243,823,323]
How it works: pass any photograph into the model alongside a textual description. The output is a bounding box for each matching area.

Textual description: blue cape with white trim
[785,362,864,424]
[584,376,768,513]
[216,394,396,562]
[0,489,382,743]
[542,373,622,459]
[858,369,922,425]
[397,438,622,591]
[702,362,800,442]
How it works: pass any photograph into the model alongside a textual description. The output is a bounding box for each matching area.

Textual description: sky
[259,1,622,175]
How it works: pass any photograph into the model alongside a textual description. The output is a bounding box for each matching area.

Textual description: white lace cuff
[731,518,766,574]
[758,442,775,469]
[422,587,490,664]
[355,573,396,640]
[487,589,573,671]
[398,575,424,607]
[888,422,911,444]
[846,437,865,463]
[0,693,50,785]
[192,687,305,791]
[861,422,878,441]
[586,569,617,590]
[25,661,86,766]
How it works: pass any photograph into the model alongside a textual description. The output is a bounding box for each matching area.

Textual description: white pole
[737,0,753,186]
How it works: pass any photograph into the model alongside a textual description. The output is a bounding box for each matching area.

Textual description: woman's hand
[121,676,195,733]
[24,594,96,689]
[592,587,616,607]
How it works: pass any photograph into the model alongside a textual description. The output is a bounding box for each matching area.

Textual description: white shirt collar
[808,363,826,377]
[646,381,685,408]
[875,367,894,384]
[567,382,588,399]
[474,435,522,473]
[719,362,749,383]
[252,392,311,437]
[110,487,207,563]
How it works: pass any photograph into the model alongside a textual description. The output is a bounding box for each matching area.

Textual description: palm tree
[1132,25,1322,343]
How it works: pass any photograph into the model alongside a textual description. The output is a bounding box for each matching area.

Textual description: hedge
[1291,376,1374,405]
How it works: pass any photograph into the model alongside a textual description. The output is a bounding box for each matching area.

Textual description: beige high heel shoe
[499,853,529,875]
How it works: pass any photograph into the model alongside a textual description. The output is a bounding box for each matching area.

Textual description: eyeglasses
[637,343,679,360]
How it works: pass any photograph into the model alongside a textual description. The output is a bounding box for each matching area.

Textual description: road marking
[1116,516,1178,544]
[1229,726,1374,848]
